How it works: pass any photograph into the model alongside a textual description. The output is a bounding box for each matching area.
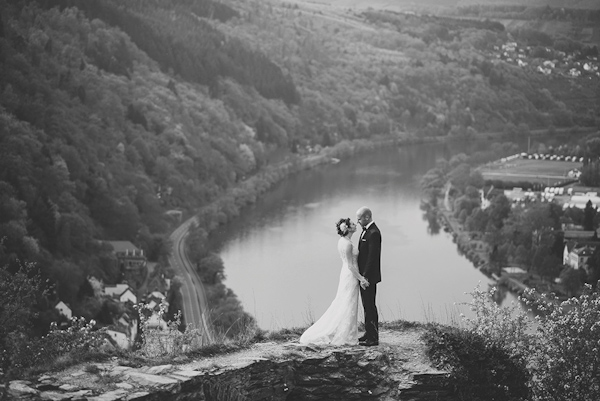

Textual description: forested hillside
[1,0,599,349]
[0,0,298,333]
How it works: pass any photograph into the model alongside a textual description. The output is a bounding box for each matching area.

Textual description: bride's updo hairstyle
[336,217,352,237]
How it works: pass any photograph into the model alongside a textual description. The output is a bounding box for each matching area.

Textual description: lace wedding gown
[299,237,360,345]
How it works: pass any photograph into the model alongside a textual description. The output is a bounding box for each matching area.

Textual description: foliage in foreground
[523,284,600,401]
[452,283,600,401]
[423,323,530,401]
[7,318,109,377]
[134,299,203,358]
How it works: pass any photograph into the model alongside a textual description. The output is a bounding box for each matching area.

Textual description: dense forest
[1,0,599,372]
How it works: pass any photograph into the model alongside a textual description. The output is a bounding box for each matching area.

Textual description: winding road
[168,216,213,344]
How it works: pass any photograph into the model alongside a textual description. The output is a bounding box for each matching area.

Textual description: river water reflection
[210,142,519,330]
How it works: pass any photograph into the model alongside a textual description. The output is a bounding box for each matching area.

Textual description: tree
[485,194,511,230]
[559,267,583,297]
[586,246,600,284]
[583,200,596,231]
[197,253,225,285]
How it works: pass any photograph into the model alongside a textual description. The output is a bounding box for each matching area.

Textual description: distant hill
[458,0,600,9]
[276,0,600,11]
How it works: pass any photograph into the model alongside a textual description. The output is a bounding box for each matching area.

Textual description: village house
[105,240,147,272]
[106,312,138,350]
[106,327,130,349]
[54,301,72,320]
[563,230,597,241]
[104,283,138,304]
[148,290,166,302]
[565,244,597,271]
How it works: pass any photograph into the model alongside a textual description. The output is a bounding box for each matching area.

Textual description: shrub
[7,317,107,375]
[523,284,600,401]
[461,283,600,401]
[134,299,203,358]
[461,284,532,360]
[1,261,49,379]
[423,323,530,400]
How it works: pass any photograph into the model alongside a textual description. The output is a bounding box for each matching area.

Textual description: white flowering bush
[7,317,107,374]
[523,284,600,401]
[461,284,533,360]
[463,283,600,401]
[134,299,203,358]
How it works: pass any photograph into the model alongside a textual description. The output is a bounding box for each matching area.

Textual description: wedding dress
[299,237,360,345]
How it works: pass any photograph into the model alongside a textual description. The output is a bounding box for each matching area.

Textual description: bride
[299,218,369,345]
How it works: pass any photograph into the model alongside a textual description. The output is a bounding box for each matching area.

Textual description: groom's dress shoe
[358,335,367,342]
[359,339,379,347]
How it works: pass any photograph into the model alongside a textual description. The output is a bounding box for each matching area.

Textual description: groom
[356,206,381,346]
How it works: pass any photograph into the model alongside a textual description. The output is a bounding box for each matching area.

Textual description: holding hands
[360,276,369,289]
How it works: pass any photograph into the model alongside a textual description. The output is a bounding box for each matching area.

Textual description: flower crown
[336,217,352,236]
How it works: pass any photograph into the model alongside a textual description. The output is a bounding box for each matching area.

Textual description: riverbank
[433,196,564,302]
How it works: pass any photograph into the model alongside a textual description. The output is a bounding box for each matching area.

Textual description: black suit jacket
[357,223,382,284]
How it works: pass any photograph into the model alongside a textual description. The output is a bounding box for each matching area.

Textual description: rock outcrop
[6,328,456,400]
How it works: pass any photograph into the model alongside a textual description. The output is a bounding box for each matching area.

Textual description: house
[55,301,72,320]
[502,267,528,277]
[165,209,183,223]
[119,287,137,304]
[563,241,578,265]
[104,283,137,304]
[147,299,158,310]
[566,244,597,270]
[149,291,166,302]
[568,194,600,209]
[104,283,130,297]
[106,328,130,349]
[105,241,147,271]
[106,312,138,350]
[563,230,596,241]
[504,188,525,202]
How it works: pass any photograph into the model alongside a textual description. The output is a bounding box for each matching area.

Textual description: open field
[478,158,580,185]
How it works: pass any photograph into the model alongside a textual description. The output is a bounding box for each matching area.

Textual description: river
[209,141,520,330]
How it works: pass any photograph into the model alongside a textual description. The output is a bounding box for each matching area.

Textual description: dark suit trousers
[360,283,378,341]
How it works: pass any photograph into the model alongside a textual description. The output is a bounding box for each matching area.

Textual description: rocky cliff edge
[6,327,454,400]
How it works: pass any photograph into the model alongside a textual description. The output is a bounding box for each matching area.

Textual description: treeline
[363,10,506,44]
[456,4,600,22]
[36,0,300,105]
[242,2,599,145]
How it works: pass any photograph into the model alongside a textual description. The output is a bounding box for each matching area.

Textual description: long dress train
[299,237,360,345]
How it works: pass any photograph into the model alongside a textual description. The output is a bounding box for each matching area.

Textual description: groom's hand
[360,278,369,289]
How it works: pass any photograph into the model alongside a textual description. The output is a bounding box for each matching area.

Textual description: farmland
[478,157,581,185]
